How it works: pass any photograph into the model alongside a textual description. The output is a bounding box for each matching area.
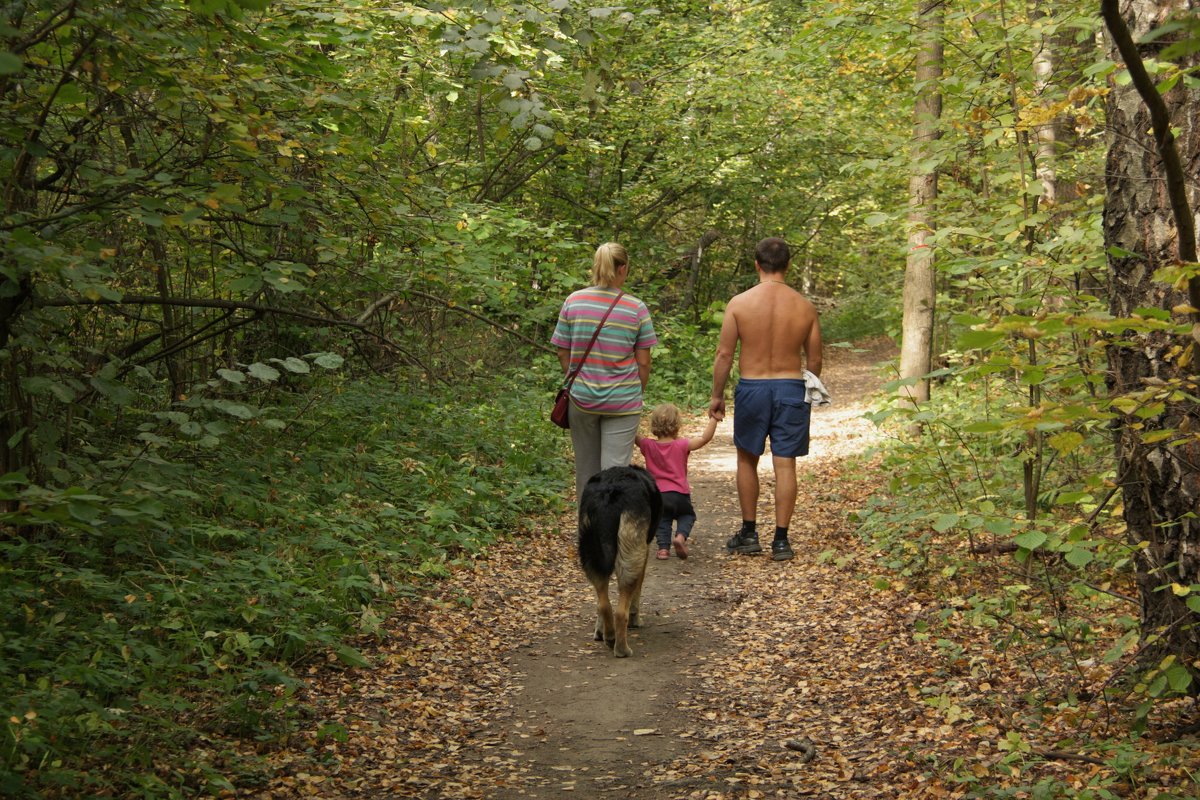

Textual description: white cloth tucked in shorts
[802,370,832,406]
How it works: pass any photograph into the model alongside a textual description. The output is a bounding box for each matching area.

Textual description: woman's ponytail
[590,242,628,287]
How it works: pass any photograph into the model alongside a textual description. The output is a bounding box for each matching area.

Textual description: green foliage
[643,311,723,410]
[821,296,894,344]
[0,371,568,796]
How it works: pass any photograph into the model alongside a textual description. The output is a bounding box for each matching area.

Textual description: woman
[551,242,657,500]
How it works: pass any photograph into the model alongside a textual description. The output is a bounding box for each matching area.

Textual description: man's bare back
[709,277,822,420]
[723,282,821,380]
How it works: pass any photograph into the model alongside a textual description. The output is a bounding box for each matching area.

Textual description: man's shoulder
[728,288,757,307]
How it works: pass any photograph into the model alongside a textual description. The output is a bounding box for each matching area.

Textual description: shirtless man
[708,237,823,561]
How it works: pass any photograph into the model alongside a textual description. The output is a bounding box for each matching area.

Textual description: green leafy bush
[0,368,569,797]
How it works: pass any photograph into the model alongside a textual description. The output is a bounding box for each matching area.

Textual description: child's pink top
[637,437,692,495]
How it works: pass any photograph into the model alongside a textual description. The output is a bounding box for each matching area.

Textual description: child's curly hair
[648,403,682,438]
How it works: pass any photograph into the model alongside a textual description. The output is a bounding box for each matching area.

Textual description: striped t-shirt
[551,287,657,416]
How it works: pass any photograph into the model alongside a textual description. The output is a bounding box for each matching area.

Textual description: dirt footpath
[491,339,897,799]
[258,338,949,800]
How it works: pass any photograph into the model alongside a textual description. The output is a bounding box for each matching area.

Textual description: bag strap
[562,290,624,390]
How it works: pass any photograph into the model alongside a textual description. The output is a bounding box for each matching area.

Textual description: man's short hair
[755,237,790,273]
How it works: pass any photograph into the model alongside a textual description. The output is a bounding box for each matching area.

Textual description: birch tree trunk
[1031,4,1058,206]
[1103,0,1200,678]
[899,0,944,408]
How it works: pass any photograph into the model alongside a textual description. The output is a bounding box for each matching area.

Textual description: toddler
[636,403,718,560]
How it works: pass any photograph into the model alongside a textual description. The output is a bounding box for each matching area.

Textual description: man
[708,237,823,561]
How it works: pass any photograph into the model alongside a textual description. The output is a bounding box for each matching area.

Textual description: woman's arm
[635,348,651,392]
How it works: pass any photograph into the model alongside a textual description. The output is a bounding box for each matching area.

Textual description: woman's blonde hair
[591,242,628,287]
[648,403,682,438]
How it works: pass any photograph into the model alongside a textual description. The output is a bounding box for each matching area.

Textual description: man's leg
[726,447,764,554]
[770,455,798,561]
[772,455,797,529]
[737,447,761,522]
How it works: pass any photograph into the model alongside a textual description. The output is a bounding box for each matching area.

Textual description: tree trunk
[681,229,719,315]
[1031,4,1058,206]
[899,0,943,408]
[1103,0,1200,679]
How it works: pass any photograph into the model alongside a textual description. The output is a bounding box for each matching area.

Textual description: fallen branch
[783,738,816,763]
[1035,748,1107,767]
[970,541,1019,555]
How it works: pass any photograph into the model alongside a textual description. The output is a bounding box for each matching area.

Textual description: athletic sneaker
[725,530,763,554]
[771,539,795,561]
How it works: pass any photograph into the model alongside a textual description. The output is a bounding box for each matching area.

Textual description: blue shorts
[732,378,811,458]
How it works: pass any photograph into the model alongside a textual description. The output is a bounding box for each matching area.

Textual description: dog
[577,465,662,657]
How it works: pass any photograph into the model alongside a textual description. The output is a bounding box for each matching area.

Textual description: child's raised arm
[688,414,719,452]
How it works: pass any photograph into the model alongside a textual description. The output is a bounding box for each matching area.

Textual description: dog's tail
[578,501,623,580]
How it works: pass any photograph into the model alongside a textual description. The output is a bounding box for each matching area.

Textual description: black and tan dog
[577,465,663,658]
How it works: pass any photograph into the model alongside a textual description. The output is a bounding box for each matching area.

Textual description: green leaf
[984,519,1013,536]
[1013,531,1047,551]
[932,513,959,532]
[68,500,103,523]
[1048,431,1084,455]
[311,353,344,370]
[212,400,255,419]
[334,645,371,668]
[278,357,310,374]
[248,362,281,382]
[957,329,1005,350]
[6,427,27,449]
[217,368,246,384]
[0,52,20,75]
[1104,630,1139,663]
[1166,664,1193,693]
[54,82,86,106]
[22,376,77,403]
[1065,547,1094,567]
[89,376,135,405]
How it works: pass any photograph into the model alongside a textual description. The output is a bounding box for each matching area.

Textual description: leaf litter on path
[249,338,1192,799]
